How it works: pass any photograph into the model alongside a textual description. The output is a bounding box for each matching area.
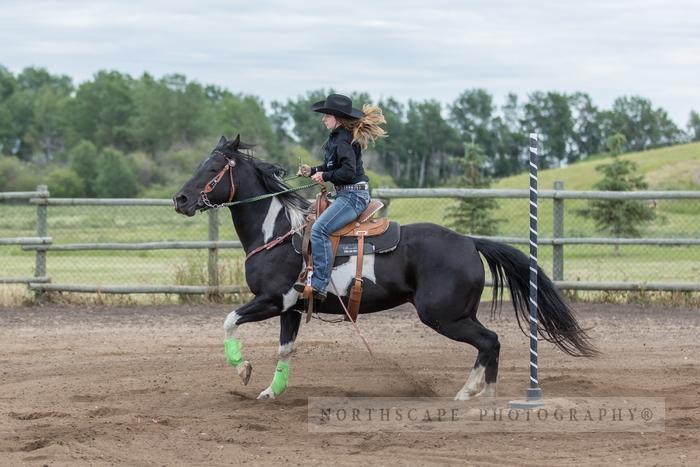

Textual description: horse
[174,135,597,400]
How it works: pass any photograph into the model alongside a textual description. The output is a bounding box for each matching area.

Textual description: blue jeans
[310,189,370,293]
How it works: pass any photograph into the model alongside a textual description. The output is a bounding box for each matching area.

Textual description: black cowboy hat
[310,93,364,119]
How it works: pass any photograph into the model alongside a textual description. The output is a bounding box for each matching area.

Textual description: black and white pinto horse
[174,136,597,400]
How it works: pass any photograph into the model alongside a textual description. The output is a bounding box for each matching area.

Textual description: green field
[1,143,699,290]
[494,141,700,191]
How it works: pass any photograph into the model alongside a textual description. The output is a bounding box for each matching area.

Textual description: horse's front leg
[257,310,302,400]
[223,296,283,386]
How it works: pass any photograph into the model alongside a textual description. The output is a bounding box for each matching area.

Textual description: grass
[493,141,700,191]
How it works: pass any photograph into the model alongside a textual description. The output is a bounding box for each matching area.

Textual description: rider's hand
[311,172,324,184]
[297,164,312,177]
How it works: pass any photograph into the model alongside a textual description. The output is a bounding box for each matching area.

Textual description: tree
[688,110,700,142]
[374,97,407,183]
[46,167,84,197]
[404,99,459,187]
[522,91,575,167]
[607,96,683,151]
[69,140,100,196]
[450,89,498,156]
[69,71,135,150]
[271,89,332,152]
[577,133,656,250]
[445,143,501,235]
[569,92,602,160]
[0,155,41,191]
[491,93,527,177]
[212,93,280,162]
[0,67,73,160]
[95,147,139,197]
[0,66,17,155]
[28,84,71,163]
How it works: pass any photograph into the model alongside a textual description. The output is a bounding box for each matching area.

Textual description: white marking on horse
[282,287,298,311]
[278,342,294,362]
[271,174,306,230]
[262,197,283,242]
[455,364,485,400]
[223,311,241,339]
[329,255,376,296]
[477,382,497,397]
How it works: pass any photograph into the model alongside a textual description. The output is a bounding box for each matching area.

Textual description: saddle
[296,188,400,323]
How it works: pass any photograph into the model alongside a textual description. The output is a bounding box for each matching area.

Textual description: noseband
[200,155,236,209]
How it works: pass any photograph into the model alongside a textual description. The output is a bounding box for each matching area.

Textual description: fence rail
[374,185,699,292]
[1,184,699,295]
[373,188,700,200]
[22,241,242,251]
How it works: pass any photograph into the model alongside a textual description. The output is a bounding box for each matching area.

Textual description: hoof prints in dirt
[87,407,128,418]
[69,394,107,402]
[20,438,52,452]
[8,411,70,420]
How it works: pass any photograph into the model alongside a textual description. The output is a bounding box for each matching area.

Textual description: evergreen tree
[445,143,501,235]
[578,133,656,250]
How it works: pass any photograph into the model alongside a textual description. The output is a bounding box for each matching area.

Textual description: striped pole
[526,133,543,401]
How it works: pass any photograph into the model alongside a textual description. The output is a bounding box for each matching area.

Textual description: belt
[336,182,369,191]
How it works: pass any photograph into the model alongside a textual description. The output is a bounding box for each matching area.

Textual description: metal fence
[1,184,699,296]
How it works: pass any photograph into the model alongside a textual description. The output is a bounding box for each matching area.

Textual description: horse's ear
[216,136,227,149]
[230,134,241,152]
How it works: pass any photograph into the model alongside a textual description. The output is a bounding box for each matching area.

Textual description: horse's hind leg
[457,317,500,399]
[415,295,500,400]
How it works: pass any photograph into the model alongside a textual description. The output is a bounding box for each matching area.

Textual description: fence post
[34,185,49,299]
[553,180,564,281]
[207,209,221,301]
[377,197,390,218]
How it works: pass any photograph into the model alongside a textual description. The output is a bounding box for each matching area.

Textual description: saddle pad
[292,221,401,257]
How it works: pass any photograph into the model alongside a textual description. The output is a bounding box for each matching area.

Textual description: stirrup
[293,281,306,293]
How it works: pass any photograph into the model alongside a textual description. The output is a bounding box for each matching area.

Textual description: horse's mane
[225,143,309,230]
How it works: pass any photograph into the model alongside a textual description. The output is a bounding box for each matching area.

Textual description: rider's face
[322,113,338,130]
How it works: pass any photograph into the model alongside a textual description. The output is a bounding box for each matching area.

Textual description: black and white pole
[510,133,544,408]
[526,133,542,401]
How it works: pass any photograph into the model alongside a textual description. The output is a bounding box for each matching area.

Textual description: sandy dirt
[0,301,698,466]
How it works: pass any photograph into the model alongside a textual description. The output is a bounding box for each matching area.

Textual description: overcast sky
[1,0,698,126]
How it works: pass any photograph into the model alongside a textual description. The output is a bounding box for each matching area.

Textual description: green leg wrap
[270,361,290,396]
[224,338,243,367]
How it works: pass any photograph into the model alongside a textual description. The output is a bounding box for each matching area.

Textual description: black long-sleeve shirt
[310,126,369,185]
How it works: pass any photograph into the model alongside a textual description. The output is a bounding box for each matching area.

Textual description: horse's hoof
[454,390,474,401]
[476,383,496,398]
[257,386,275,400]
[237,360,252,385]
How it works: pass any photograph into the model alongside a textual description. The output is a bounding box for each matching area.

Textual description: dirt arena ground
[0,301,698,466]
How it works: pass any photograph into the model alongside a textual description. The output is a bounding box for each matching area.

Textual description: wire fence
[1,184,699,296]
[375,187,700,289]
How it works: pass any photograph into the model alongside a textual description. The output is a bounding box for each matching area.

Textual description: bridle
[200,153,236,209]
[197,152,319,210]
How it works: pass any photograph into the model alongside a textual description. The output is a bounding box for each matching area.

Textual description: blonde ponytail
[338,104,388,150]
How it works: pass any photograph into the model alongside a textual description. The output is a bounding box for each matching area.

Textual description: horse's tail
[472,237,598,357]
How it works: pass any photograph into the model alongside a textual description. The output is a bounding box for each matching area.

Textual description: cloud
[0,0,698,124]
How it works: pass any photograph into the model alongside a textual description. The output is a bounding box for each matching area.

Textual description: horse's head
[174,135,255,216]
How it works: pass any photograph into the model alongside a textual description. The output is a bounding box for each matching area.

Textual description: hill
[493,142,700,190]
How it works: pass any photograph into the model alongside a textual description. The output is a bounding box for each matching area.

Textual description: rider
[294,93,387,301]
